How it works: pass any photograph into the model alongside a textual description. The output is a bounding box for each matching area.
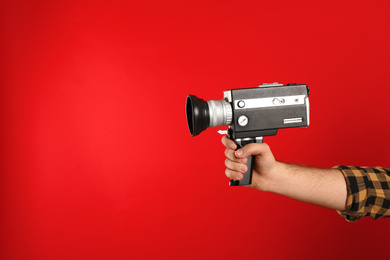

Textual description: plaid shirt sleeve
[334,165,390,222]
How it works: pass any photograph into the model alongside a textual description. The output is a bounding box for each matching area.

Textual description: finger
[225,168,243,181]
[225,148,248,163]
[235,142,273,159]
[225,158,247,173]
[221,135,237,150]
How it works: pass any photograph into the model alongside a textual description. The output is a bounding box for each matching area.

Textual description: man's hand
[221,135,282,192]
[221,135,347,211]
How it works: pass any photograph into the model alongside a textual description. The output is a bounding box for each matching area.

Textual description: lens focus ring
[207,100,233,127]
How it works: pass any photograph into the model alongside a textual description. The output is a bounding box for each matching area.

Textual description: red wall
[1,1,389,259]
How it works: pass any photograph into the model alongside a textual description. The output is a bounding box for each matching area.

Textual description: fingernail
[236,173,243,180]
[241,165,247,172]
[230,144,237,150]
[241,158,247,163]
[236,149,243,156]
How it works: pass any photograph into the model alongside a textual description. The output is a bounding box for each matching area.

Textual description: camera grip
[229,153,255,186]
[229,137,262,186]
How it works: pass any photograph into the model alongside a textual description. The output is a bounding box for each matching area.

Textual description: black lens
[186,95,210,136]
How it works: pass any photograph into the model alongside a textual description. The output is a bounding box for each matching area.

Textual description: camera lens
[186,95,210,136]
[186,95,233,136]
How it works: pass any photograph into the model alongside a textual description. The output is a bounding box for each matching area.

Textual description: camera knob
[237,100,245,108]
[238,115,249,127]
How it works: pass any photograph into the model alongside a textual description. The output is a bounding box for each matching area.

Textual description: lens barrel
[207,99,232,127]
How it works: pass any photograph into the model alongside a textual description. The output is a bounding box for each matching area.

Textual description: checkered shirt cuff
[334,166,390,222]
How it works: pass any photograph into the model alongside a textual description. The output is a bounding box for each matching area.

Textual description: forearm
[268,162,347,211]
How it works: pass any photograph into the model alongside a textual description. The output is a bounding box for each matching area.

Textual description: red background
[1,0,390,259]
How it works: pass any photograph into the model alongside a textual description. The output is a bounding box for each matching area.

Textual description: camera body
[224,82,310,140]
[186,82,310,186]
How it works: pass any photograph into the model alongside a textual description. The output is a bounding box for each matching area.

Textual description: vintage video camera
[186,82,310,186]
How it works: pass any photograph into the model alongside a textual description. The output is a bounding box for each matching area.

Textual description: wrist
[265,161,289,193]
[251,161,287,193]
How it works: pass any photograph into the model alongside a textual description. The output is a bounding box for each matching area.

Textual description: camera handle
[229,136,263,186]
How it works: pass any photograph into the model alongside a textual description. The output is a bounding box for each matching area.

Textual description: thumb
[234,143,272,159]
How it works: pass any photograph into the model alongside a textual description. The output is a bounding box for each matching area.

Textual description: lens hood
[186,95,210,136]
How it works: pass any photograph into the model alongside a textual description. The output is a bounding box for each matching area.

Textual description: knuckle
[225,149,235,161]
[224,158,230,167]
[225,168,232,178]
[225,158,242,172]
[221,135,229,147]
[225,168,239,180]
